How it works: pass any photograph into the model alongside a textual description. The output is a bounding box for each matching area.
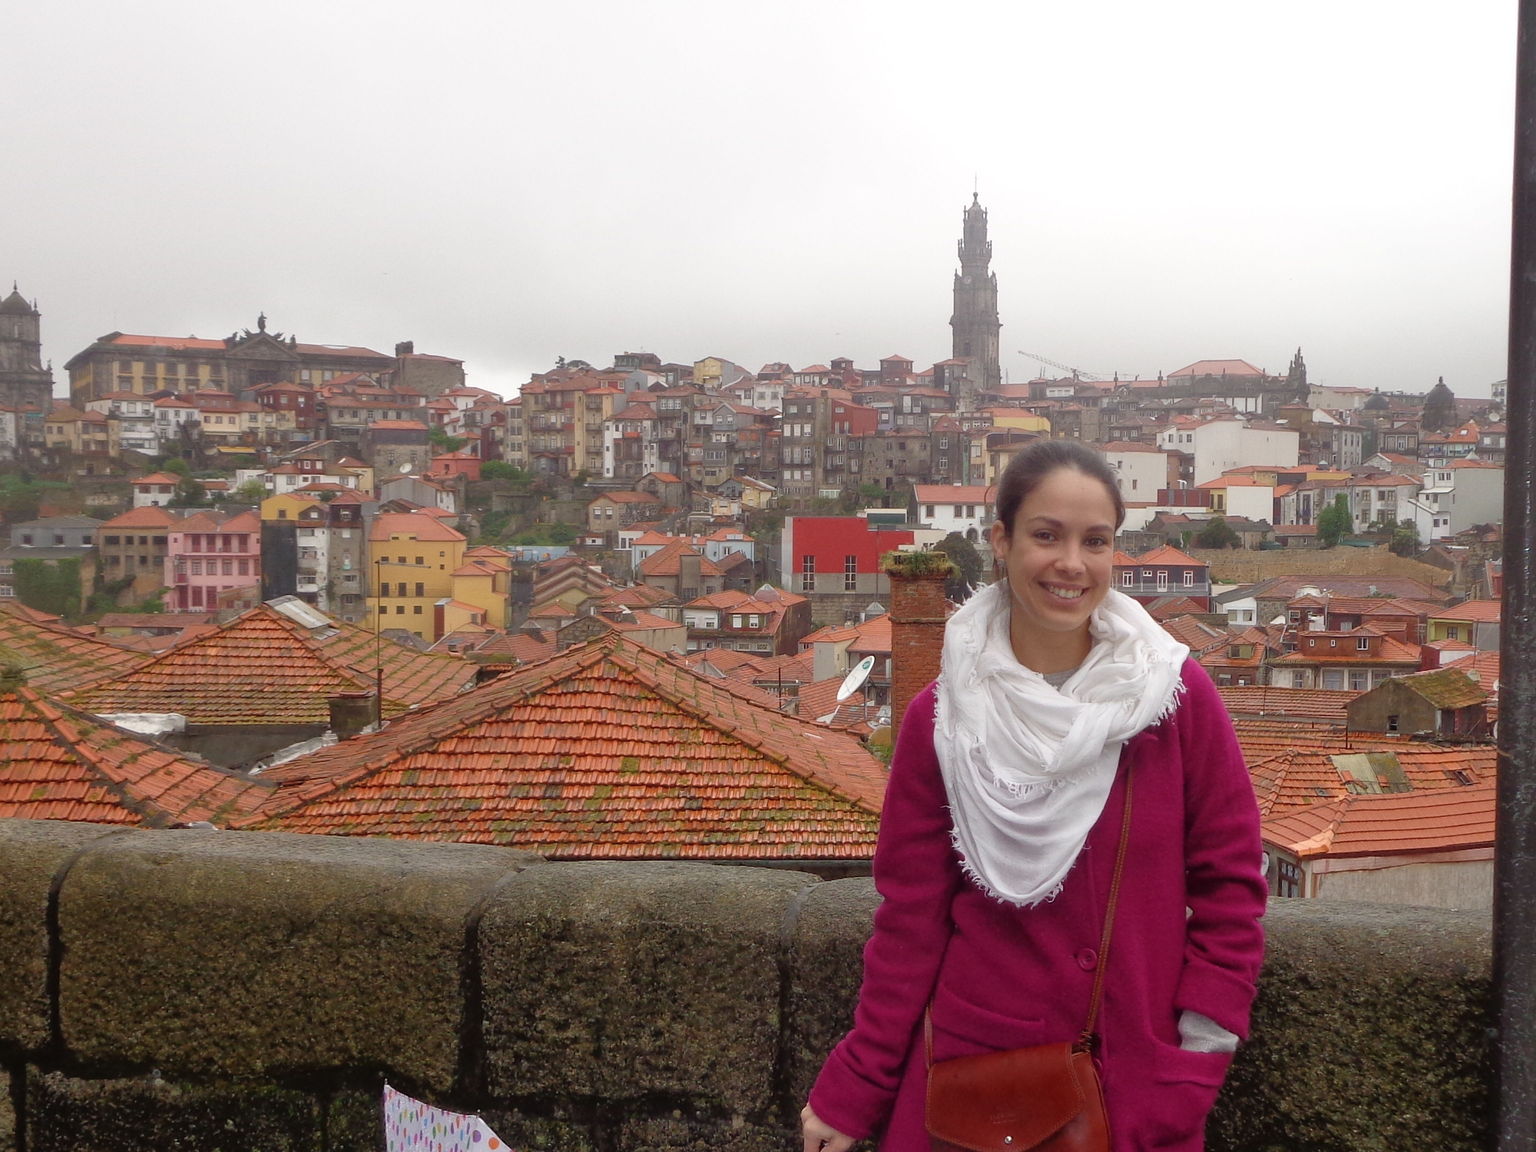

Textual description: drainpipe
[1496,2,1536,1145]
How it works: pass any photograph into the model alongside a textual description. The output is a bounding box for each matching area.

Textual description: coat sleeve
[807,682,964,1140]
[1171,660,1267,1040]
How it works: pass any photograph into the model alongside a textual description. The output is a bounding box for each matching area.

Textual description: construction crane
[1017,350,1109,382]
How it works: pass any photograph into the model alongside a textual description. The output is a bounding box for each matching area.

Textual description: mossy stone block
[1212,900,1491,1152]
[58,829,538,1090]
[782,876,880,1106]
[26,1071,321,1152]
[479,861,818,1113]
[0,820,130,1054]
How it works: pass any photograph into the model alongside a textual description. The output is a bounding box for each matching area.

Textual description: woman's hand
[801,1104,854,1152]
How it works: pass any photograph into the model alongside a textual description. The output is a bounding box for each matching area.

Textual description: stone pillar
[883,552,952,740]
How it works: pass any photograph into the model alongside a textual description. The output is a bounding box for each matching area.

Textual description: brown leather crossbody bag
[924,771,1134,1152]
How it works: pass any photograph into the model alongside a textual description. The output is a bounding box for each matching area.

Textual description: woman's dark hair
[993,439,1125,536]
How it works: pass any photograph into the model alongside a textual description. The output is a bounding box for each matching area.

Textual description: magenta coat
[809,661,1266,1151]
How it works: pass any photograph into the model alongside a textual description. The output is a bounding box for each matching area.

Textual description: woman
[801,439,1266,1152]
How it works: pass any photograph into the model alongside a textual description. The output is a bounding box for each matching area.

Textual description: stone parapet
[0,818,1494,1151]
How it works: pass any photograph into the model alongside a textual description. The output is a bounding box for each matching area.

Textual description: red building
[781,516,916,624]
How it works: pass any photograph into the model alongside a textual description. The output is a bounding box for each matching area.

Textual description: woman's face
[988,465,1117,671]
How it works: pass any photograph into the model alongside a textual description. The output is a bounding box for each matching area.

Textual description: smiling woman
[802,439,1265,1152]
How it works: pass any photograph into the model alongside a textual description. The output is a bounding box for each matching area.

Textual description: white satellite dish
[836,655,876,702]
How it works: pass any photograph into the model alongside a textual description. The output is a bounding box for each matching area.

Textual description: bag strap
[922,769,1136,1066]
[1079,767,1134,1049]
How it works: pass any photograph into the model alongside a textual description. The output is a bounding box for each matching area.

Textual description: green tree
[12,557,81,618]
[160,457,191,478]
[169,476,207,507]
[427,427,468,454]
[481,461,528,483]
[1195,516,1241,549]
[232,480,269,505]
[933,532,985,602]
[1389,518,1421,558]
[1316,494,1352,549]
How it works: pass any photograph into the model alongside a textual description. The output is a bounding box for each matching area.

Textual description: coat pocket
[928,982,1048,1062]
[1137,1044,1232,1150]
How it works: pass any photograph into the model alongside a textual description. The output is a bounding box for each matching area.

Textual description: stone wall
[0,819,1493,1152]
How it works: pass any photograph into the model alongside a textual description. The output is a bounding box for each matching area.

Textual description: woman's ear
[987,519,1008,564]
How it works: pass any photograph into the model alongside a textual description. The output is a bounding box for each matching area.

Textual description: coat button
[1076,948,1098,971]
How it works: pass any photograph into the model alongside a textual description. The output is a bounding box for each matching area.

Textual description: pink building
[165,509,261,612]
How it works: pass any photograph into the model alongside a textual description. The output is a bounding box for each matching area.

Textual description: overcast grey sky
[6,1,1518,400]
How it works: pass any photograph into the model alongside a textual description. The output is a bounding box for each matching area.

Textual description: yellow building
[367,511,467,643]
[450,547,513,631]
[259,492,315,522]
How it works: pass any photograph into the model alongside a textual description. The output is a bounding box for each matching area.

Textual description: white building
[1157,417,1300,486]
[1100,442,1171,531]
[910,484,993,541]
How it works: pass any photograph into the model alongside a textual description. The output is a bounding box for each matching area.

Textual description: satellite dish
[399,461,411,473]
[837,655,876,702]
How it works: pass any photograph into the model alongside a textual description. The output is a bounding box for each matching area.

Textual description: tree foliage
[169,476,207,506]
[13,557,81,618]
[933,532,985,602]
[160,457,191,477]
[1195,516,1241,549]
[481,461,528,483]
[427,426,468,454]
[1316,494,1352,548]
[232,480,269,506]
[1388,518,1421,557]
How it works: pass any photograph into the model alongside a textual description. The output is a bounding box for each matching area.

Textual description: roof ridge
[602,642,880,812]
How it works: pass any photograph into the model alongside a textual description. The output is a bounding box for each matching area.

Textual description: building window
[1183,570,1195,587]
[415,582,425,597]
[1156,570,1168,592]
[413,605,423,615]
[845,554,858,592]
[1121,572,1134,588]
[1356,637,1370,651]
[800,555,815,593]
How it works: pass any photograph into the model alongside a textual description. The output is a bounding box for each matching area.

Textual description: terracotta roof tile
[238,633,883,861]
[65,604,476,724]
[0,672,271,826]
[0,604,150,696]
[1261,780,1495,857]
[1249,744,1494,816]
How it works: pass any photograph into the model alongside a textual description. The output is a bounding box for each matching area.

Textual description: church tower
[0,285,54,414]
[949,194,1001,408]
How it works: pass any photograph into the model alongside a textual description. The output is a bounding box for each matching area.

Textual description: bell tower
[0,284,54,413]
[949,194,1001,408]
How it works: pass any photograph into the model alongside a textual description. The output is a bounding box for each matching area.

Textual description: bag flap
[926,1041,1087,1151]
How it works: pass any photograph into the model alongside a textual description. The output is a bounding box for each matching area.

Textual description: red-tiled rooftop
[1261,780,1495,858]
[1249,745,1494,816]
[64,604,476,724]
[238,632,884,861]
[0,670,271,826]
[0,603,149,696]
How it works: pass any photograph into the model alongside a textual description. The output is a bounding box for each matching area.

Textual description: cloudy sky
[7,1,1518,400]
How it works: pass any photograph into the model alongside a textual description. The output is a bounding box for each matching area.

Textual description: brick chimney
[884,552,952,739]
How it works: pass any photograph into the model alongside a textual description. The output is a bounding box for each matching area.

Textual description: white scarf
[934,582,1189,907]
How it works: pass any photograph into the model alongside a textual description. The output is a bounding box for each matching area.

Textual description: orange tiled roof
[640,542,725,579]
[1249,744,1494,816]
[1432,599,1502,623]
[0,670,271,826]
[1261,780,1495,858]
[0,604,149,696]
[64,604,476,724]
[1218,685,1359,723]
[238,633,884,861]
[98,505,182,529]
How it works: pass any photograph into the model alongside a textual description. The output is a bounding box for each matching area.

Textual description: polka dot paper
[384,1084,512,1152]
